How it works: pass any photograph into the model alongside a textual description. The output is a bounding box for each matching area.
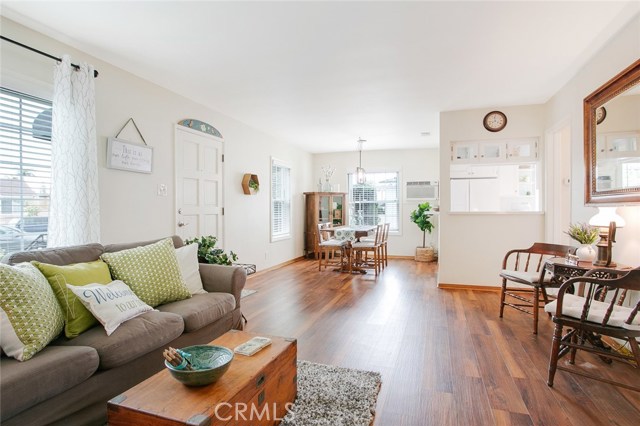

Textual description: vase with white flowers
[564,222,598,262]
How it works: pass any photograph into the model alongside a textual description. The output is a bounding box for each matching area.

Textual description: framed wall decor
[106,137,153,173]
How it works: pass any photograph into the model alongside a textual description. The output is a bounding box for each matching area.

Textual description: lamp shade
[588,207,626,228]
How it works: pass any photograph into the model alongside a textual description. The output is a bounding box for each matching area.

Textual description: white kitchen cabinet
[451,138,537,163]
[506,138,538,161]
[597,131,639,158]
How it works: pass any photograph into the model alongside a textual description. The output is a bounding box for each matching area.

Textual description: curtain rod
[0,35,99,78]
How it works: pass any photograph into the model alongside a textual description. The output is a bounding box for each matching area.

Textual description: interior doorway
[174,125,224,246]
[545,122,572,244]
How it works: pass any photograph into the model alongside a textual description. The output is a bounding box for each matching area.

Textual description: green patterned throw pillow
[0,263,65,361]
[100,238,190,307]
[32,260,113,338]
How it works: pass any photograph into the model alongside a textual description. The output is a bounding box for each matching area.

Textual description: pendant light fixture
[356,138,366,184]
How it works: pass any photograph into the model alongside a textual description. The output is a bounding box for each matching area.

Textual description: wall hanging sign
[107,138,153,173]
[107,118,152,173]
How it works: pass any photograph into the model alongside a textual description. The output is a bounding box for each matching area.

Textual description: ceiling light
[356,138,366,184]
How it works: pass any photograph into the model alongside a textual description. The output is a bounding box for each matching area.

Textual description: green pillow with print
[100,238,191,307]
[0,263,65,361]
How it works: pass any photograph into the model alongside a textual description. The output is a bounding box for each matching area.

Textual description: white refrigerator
[450,178,501,212]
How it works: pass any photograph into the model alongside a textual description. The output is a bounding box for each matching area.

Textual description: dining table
[326,225,377,274]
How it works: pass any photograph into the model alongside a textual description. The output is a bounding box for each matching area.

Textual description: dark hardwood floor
[241,259,640,426]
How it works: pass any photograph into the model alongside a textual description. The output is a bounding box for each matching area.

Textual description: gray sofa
[0,236,246,426]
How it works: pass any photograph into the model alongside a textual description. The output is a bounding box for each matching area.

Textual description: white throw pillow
[66,280,154,335]
[175,244,206,295]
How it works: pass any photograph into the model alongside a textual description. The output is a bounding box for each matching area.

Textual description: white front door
[174,125,224,246]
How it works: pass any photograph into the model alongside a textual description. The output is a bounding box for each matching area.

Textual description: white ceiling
[2,1,638,153]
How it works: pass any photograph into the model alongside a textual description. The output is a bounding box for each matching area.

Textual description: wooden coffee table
[107,330,297,426]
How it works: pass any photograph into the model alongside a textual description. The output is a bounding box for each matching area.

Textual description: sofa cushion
[0,345,99,421]
[32,260,113,338]
[53,311,184,370]
[0,263,64,361]
[157,293,236,333]
[67,280,154,335]
[100,238,191,307]
[545,293,640,330]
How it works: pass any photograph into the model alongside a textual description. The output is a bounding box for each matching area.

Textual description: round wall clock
[483,111,507,132]
[596,106,607,125]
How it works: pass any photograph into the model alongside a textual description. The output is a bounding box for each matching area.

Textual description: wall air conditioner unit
[406,181,439,201]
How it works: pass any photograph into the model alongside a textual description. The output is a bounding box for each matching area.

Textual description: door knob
[177,221,189,227]
[178,208,183,214]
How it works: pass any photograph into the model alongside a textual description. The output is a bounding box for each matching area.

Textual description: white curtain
[48,55,100,247]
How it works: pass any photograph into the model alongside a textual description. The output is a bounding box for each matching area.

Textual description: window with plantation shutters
[271,158,291,241]
[348,171,400,232]
[0,88,51,254]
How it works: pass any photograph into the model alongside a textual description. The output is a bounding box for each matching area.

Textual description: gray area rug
[241,289,257,298]
[282,360,382,426]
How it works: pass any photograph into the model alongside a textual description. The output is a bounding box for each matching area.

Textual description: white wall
[439,105,546,286]
[312,148,440,256]
[546,14,640,268]
[0,17,313,270]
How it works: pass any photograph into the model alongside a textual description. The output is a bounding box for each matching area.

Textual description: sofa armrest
[198,263,246,308]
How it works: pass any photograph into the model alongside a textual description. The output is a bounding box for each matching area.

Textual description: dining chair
[352,224,383,276]
[381,223,390,268]
[358,223,389,269]
[316,223,346,271]
[499,242,576,334]
[546,267,640,392]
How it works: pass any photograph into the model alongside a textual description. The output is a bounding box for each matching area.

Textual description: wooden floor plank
[241,259,640,426]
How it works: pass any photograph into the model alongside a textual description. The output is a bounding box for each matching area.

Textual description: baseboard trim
[438,283,500,292]
[387,255,439,262]
[247,256,306,279]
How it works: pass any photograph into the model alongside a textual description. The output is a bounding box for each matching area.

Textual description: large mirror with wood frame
[584,59,640,205]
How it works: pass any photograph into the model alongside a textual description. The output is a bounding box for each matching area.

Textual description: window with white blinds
[0,88,52,254]
[271,158,291,241]
[348,171,400,232]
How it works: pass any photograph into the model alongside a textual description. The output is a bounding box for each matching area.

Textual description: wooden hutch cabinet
[304,192,347,257]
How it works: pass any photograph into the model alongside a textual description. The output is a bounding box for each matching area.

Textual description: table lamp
[588,207,626,267]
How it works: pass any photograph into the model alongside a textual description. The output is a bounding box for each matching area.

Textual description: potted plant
[410,202,435,262]
[248,178,259,193]
[564,222,598,261]
[184,235,238,265]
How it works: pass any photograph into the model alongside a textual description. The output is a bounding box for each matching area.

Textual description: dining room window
[271,157,291,241]
[0,87,51,255]
[348,171,400,232]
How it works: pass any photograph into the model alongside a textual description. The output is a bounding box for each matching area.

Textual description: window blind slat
[349,172,400,232]
[271,160,291,239]
[0,87,52,254]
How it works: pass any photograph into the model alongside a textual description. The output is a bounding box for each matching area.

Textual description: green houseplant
[410,202,434,248]
[248,178,259,192]
[564,222,598,262]
[410,202,436,262]
[184,235,238,265]
[564,222,598,244]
